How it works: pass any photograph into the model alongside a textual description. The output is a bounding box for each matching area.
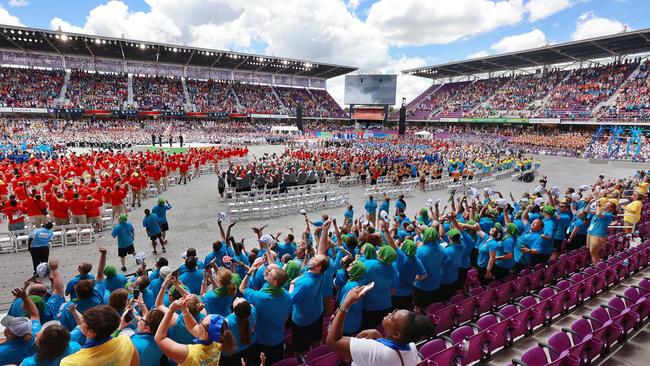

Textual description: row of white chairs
[229,189,349,221]
[226,184,325,201]
[0,223,96,254]
[365,179,419,199]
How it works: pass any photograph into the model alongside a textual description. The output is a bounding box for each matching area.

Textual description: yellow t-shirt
[60,335,135,366]
[638,182,649,195]
[183,342,222,366]
[624,200,643,224]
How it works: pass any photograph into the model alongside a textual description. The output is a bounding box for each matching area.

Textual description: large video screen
[344,74,397,105]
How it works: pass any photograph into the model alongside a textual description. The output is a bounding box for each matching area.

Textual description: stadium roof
[0,24,357,79]
[403,28,650,79]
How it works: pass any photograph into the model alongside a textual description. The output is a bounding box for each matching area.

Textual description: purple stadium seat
[305,345,334,364]
[564,319,605,360]
[420,338,447,359]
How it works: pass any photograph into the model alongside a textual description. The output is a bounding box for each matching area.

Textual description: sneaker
[153,249,158,254]
[162,247,167,253]
[121,266,127,272]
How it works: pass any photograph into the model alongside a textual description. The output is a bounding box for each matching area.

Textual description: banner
[439,117,458,122]
[529,118,560,124]
[11,107,49,113]
[458,117,529,124]
[249,113,291,119]
[0,107,12,113]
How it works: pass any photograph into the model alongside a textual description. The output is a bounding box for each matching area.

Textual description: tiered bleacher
[0,67,64,108]
[186,79,238,113]
[64,70,129,110]
[133,75,186,111]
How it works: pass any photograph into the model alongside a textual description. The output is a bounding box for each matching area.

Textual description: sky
[0,0,647,106]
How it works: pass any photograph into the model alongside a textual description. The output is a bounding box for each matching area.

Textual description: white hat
[495,198,508,208]
[380,210,389,221]
[1,316,32,337]
[534,197,545,206]
[426,198,433,207]
[484,187,493,195]
[579,185,590,191]
[159,266,172,279]
[533,185,544,194]
[570,192,580,201]
[36,262,50,278]
[135,252,146,265]
[218,212,227,222]
[550,187,561,197]
[259,234,275,246]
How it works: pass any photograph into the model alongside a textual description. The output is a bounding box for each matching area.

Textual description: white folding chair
[78,224,95,245]
[0,232,14,253]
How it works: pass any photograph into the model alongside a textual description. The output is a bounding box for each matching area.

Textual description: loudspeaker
[296,105,303,132]
[398,105,406,135]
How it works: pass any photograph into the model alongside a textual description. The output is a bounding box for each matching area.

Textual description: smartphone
[124,309,134,323]
[360,282,375,296]
[171,269,179,278]
[132,289,140,299]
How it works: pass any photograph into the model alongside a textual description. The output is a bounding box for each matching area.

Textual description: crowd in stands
[186,79,238,113]
[133,76,186,111]
[0,67,64,108]
[542,60,638,118]
[474,70,566,118]
[603,59,650,120]
[439,77,509,116]
[232,83,283,115]
[64,70,129,110]
[0,132,646,365]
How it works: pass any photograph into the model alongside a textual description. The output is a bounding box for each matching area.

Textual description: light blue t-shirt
[243,288,291,345]
[29,228,53,248]
[0,320,41,365]
[151,203,171,224]
[588,212,614,237]
[414,242,444,291]
[291,271,326,326]
[477,238,497,269]
[365,199,378,214]
[179,268,203,295]
[362,259,398,311]
[111,222,134,248]
[142,214,161,236]
[226,305,257,354]
[341,279,366,334]
[130,333,163,366]
[495,236,516,269]
[202,290,234,316]
[21,341,81,366]
[440,243,463,284]
[392,249,426,296]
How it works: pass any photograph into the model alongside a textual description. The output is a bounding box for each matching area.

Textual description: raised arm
[380,220,396,249]
[318,220,332,257]
[155,301,189,364]
[12,288,39,321]
[96,247,108,281]
[48,258,65,297]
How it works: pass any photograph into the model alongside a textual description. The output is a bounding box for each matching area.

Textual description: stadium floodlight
[61,34,68,41]
[10,30,14,34]
[173,47,178,52]
[95,38,101,44]
[17,30,21,35]
[55,35,60,39]
[140,44,146,49]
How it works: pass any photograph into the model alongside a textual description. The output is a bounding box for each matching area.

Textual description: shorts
[161,222,169,232]
[87,216,101,225]
[118,245,135,257]
[413,286,439,309]
[552,238,565,253]
[149,233,162,241]
[291,315,323,351]
[218,187,225,194]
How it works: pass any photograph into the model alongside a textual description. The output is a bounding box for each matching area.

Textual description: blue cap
[313,220,324,227]
[207,314,225,342]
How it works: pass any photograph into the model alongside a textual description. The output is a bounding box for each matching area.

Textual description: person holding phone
[326,285,435,366]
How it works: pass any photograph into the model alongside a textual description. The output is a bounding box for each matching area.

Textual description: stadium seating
[186,78,238,113]
[133,75,186,111]
[64,70,128,110]
[0,67,64,108]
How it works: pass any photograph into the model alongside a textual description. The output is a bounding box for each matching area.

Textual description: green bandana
[447,228,461,243]
[262,285,286,296]
[284,260,301,285]
[362,243,377,259]
[29,295,45,315]
[213,287,229,297]
[506,223,519,237]
[422,227,439,243]
[401,239,417,256]
[348,261,366,281]
[494,222,503,232]
[103,265,117,278]
[378,245,397,264]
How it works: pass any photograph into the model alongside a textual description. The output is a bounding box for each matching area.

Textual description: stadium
[0,1,649,366]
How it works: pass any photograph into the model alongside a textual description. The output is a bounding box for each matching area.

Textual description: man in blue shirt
[439,229,464,301]
[587,201,616,264]
[240,261,292,365]
[130,308,165,366]
[552,201,572,259]
[538,206,556,265]
[414,227,445,311]
[0,288,42,366]
[111,214,136,272]
[143,209,166,254]
[362,245,399,329]
[514,220,544,271]
[151,198,172,243]
[178,257,203,295]
[28,222,54,275]
[364,195,378,226]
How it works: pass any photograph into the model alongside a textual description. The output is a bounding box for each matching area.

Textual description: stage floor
[130,142,223,154]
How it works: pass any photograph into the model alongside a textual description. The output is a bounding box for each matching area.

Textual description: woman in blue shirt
[567,210,588,252]
[491,224,518,280]
[201,267,236,316]
[587,201,616,264]
[339,261,367,335]
[476,226,502,285]
[414,227,444,310]
[361,245,398,330]
[222,298,256,366]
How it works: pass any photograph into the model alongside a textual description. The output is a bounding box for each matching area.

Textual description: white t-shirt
[350,337,420,366]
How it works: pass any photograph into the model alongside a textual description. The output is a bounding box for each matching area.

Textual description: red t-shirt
[69,199,86,216]
[50,198,70,219]
[3,204,25,224]
[110,189,126,206]
[23,198,48,217]
[85,199,102,217]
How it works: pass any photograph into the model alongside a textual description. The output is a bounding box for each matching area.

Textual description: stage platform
[129,142,223,154]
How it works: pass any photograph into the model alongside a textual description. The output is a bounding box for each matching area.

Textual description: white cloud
[8,0,28,7]
[347,0,364,10]
[0,5,22,26]
[49,0,428,105]
[365,0,526,47]
[468,50,490,59]
[490,28,548,53]
[571,12,629,41]
[525,0,574,22]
